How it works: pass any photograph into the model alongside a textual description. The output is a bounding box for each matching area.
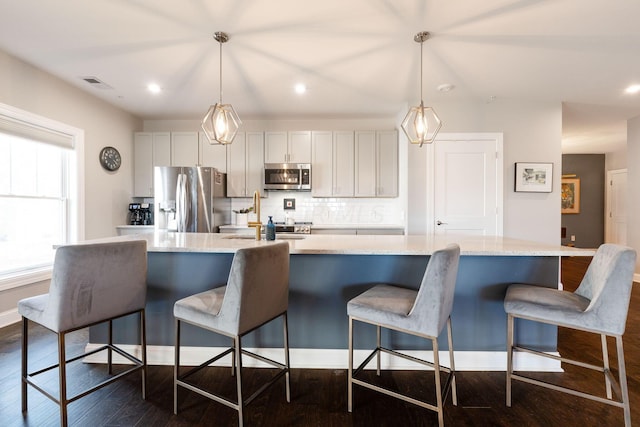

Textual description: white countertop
[74,231,596,257]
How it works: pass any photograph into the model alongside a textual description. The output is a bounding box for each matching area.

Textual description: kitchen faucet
[248,190,262,240]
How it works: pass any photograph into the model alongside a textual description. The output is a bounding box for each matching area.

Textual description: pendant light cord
[420,38,424,102]
[219,38,223,104]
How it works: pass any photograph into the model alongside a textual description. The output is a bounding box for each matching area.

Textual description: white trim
[0,268,51,292]
[83,344,561,372]
[0,308,20,328]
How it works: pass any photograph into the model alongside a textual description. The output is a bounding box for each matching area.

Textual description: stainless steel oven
[263,163,311,191]
[274,222,312,234]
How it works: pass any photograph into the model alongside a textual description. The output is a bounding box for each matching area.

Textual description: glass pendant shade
[401,100,442,147]
[202,102,241,145]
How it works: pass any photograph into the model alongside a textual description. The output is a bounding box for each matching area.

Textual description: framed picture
[561,178,580,214]
[514,162,553,193]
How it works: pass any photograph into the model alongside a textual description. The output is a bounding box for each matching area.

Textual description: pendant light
[202,31,241,145]
[401,31,442,148]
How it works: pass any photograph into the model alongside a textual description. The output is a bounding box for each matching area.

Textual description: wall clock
[99,146,121,171]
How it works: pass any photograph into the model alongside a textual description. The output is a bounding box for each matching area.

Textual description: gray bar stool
[347,243,461,427]
[504,243,636,427]
[173,242,290,427]
[18,240,148,427]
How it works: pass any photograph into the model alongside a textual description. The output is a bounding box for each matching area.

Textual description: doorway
[605,168,627,245]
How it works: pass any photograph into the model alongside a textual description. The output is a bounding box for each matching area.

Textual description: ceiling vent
[80,76,113,90]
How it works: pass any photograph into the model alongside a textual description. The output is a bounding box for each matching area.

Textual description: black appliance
[128,203,142,225]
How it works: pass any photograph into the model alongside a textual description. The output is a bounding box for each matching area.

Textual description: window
[0,103,83,287]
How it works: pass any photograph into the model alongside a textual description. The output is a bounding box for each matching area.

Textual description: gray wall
[628,116,640,275]
[561,154,605,248]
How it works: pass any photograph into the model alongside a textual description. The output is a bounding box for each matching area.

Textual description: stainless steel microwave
[263,163,311,191]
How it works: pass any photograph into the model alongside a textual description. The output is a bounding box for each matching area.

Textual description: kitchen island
[87,232,594,370]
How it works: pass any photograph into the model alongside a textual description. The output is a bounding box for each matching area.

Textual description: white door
[432,134,503,236]
[606,169,627,244]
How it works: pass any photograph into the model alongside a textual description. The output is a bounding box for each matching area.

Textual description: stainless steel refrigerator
[154,166,230,232]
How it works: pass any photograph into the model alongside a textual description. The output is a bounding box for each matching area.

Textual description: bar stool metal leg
[235,335,244,427]
[432,338,443,427]
[174,318,180,415]
[601,334,611,399]
[617,337,631,427]
[506,314,514,407]
[283,312,291,402]
[447,317,457,406]
[347,316,354,412]
[141,309,147,399]
[21,317,28,413]
[58,333,68,427]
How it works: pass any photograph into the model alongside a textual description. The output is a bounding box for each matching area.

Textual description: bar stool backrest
[408,244,461,337]
[574,243,636,335]
[218,242,290,335]
[31,240,147,333]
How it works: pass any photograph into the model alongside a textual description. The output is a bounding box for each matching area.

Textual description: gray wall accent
[628,116,640,274]
[93,252,559,352]
[561,154,605,248]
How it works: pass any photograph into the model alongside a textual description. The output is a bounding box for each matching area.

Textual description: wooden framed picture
[561,178,580,214]
[514,162,553,193]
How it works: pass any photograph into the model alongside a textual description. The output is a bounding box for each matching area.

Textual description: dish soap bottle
[266,216,276,241]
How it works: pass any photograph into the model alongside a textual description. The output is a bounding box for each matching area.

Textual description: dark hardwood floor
[1,257,638,426]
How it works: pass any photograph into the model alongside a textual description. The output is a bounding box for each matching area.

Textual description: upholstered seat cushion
[174,286,226,331]
[348,284,421,333]
[504,284,598,332]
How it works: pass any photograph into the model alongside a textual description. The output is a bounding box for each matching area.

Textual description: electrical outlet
[571,235,576,242]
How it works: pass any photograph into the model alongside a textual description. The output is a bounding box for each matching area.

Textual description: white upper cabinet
[226,132,264,197]
[133,132,170,197]
[311,131,333,197]
[376,130,398,197]
[311,131,354,197]
[355,131,377,197]
[199,131,227,172]
[333,131,355,197]
[354,130,398,197]
[170,131,199,167]
[265,131,311,163]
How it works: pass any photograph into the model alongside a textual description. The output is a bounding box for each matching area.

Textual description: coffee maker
[128,203,142,225]
[140,203,152,225]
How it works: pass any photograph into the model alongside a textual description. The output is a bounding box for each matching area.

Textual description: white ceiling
[1,0,640,154]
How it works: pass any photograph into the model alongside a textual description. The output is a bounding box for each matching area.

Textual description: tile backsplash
[230,192,404,225]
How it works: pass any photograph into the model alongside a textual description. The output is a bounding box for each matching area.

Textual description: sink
[223,234,307,240]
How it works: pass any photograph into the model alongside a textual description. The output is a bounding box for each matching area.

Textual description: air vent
[80,76,113,90]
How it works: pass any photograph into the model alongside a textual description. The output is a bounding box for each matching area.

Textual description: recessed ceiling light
[437,83,455,92]
[625,84,640,94]
[294,83,307,95]
[147,83,162,94]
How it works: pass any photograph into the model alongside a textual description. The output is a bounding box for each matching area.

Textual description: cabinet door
[246,132,265,197]
[264,131,288,163]
[376,130,398,197]
[333,131,354,197]
[199,131,227,172]
[152,132,171,167]
[354,131,376,197]
[226,132,247,197]
[311,131,333,197]
[134,132,153,197]
[288,131,312,163]
[171,132,199,166]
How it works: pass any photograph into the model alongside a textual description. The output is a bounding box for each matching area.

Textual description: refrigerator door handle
[176,173,188,232]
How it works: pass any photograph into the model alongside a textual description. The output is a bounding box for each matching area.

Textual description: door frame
[426,132,504,235]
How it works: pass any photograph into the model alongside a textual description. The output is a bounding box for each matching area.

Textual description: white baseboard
[0,308,20,328]
[84,344,562,372]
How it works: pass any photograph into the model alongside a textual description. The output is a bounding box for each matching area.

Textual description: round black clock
[99,146,121,171]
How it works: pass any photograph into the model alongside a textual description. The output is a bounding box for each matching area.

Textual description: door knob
[436,220,448,225]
